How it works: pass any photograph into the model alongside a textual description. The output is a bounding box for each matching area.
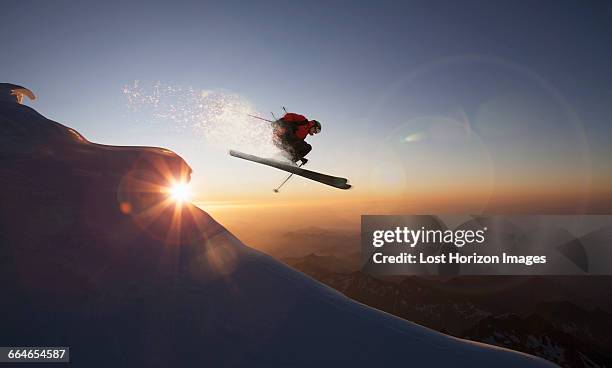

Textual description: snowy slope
[0,83,557,367]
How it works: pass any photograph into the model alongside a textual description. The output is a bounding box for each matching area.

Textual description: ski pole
[273,162,304,193]
[247,114,274,123]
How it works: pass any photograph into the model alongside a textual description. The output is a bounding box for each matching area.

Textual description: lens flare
[168,182,191,203]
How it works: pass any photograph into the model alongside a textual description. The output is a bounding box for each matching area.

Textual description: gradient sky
[2,1,612,240]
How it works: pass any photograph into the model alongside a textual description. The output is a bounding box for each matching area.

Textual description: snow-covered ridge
[0,84,556,367]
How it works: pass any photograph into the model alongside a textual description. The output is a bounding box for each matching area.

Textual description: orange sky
[198,185,612,254]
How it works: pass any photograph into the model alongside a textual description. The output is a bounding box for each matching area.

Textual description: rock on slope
[0,83,556,367]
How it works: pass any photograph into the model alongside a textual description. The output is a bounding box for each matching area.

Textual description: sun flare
[168,182,191,203]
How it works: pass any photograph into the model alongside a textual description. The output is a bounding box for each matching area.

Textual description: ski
[229,150,351,190]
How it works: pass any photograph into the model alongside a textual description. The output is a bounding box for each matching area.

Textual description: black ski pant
[276,139,312,161]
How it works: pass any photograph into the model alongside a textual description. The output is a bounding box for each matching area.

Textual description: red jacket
[275,113,314,141]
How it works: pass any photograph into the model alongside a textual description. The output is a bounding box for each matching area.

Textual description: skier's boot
[297,157,308,166]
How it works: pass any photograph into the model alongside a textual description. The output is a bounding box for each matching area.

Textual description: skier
[272,112,322,165]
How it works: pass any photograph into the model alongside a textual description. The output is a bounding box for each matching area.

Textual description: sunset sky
[2,1,612,248]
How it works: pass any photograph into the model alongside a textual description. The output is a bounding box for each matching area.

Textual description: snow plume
[123,81,276,156]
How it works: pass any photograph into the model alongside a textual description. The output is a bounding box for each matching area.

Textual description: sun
[168,182,191,203]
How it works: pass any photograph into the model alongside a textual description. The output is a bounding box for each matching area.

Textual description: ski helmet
[311,120,322,134]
